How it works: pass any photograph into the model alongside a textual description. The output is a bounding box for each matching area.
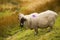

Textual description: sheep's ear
[19,13,24,17]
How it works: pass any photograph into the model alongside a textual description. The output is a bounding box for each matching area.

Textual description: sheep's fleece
[19,10,58,34]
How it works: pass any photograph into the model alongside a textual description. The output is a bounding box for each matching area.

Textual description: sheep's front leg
[34,26,38,35]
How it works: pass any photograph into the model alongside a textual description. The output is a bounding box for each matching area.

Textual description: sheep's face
[20,17,27,28]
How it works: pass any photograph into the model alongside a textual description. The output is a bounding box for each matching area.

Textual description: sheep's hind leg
[47,21,55,32]
[34,26,38,35]
[48,23,54,32]
[47,25,53,32]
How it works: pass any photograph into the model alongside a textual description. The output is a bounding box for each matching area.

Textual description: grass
[5,14,60,40]
[0,10,20,40]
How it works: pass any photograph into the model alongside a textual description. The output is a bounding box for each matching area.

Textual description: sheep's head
[20,17,27,28]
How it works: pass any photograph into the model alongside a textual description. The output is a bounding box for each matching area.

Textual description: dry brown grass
[20,0,60,14]
[0,4,19,12]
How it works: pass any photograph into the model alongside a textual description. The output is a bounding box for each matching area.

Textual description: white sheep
[19,10,58,35]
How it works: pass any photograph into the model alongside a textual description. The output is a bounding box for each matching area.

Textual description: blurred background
[0,0,60,40]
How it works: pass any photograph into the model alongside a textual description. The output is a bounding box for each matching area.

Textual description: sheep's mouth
[20,23,24,27]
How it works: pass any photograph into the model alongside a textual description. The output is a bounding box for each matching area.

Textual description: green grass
[5,15,60,40]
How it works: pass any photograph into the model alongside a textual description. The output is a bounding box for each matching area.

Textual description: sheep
[19,10,58,35]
